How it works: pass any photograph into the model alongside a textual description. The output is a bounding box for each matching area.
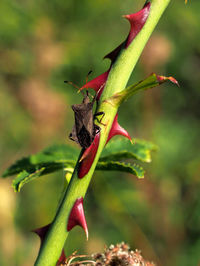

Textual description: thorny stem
[35,0,171,265]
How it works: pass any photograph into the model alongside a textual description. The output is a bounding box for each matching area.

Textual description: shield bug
[65,79,104,149]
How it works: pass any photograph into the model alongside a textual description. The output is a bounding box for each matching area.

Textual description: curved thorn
[67,198,89,240]
[78,133,100,178]
[107,114,132,143]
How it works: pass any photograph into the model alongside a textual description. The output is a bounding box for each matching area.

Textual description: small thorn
[124,2,151,47]
[33,224,66,265]
[107,114,132,143]
[67,198,89,240]
[78,133,100,178]
[80,70,110,100]
[32,224,50,241]
[79,154,85,163]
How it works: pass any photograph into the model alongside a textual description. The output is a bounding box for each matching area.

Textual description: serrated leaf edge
[12,167,45,192]
[97,160,145,179]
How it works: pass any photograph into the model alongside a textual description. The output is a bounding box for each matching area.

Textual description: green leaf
[2,138,156,191]
[96,161,145,179]
[3,144,78,192]
[13,168,45,192]
[11,161,77,192]
[106,73,178,106]
[100,137,158,163]
[2,144,79,177]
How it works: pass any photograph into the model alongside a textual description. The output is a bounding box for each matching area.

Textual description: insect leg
[86,70,93,83]
[69,126,79,143]
[69,133,75,141]
[94,111,106,126]
[94,124,101,134]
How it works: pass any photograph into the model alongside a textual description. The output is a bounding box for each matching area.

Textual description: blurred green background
[0,0,200,265]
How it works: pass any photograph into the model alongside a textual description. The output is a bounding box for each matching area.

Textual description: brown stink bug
[65,78,104,149]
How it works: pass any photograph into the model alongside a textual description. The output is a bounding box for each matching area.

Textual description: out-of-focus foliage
[0,1,199,266]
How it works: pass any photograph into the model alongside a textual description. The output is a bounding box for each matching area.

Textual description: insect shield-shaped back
[69,92,100,149]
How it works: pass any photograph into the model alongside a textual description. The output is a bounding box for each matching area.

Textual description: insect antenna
[91,82,106,103]
[86,70,92,84]
[65,70,93,97]
[64,80,80,90]
[79,70,93,97]
[64,80,85,96]
[77,70,93,91]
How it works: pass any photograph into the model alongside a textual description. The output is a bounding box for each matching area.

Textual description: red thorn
[79,3,150,99]
[33,224,66,265]
[57,250,67,265]
[33,224,50,241]
[107,114,132,143]
[78,115,132,177]
[157,75,180,87]
[80,70,110,100]
[67,198,88,240]
[124,2,151,47]
[78,133,100,178]
[104,2,151,63]
[104,43,124,62]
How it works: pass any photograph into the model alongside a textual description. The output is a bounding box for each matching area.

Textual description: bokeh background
[0,0,200,265]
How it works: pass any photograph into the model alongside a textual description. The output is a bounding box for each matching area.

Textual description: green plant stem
[35,0,171,265]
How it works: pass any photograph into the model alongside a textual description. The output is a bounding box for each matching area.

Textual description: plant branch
[34,0,171,265]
